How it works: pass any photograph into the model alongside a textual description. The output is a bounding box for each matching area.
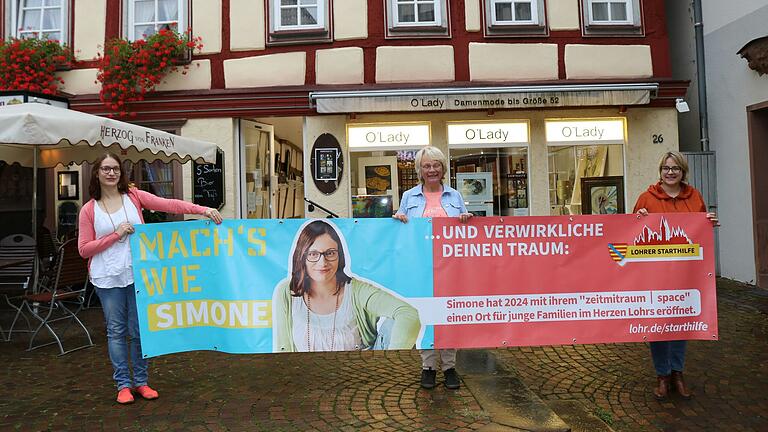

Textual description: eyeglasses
[100,166,121,174]
[305,249,339,262]
[661,166,682,173]
[420,163,443,171]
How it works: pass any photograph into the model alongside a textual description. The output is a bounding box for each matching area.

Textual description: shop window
[450,148,529,217]
[484,0,547,37]
[124,0,189,41]
[547,144,625,216]
[268,0,330,44]
[385,0,449,38]
[581,0,643,36]
[5,0,70,43]
[123,159,183,222]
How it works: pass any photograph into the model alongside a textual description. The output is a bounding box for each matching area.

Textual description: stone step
[458,350,570,432]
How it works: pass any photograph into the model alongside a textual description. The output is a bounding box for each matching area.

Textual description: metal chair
[21,238,94,355]
[0,234,36,341]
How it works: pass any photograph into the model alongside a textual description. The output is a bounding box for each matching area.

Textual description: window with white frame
[274,0,325,31]
[385,0,449,37]
[394,0,441,27]
[586,0,632,24]
[484,0,545,36]
[490,0,538,25]
[11,0,68,42]
[126,0,187,41]
[582,0,642,35]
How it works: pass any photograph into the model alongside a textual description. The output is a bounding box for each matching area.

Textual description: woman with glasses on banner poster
[393,146,474,390]
[272,219,421,352]
[634,151,718,400]
[78,152,223,405]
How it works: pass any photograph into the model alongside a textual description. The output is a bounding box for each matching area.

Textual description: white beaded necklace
[305,289,341,352]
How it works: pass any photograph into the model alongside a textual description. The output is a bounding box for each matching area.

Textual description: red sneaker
[133,385,159,400]
[116,388,134,404]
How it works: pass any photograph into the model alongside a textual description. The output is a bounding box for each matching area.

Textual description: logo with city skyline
[608,217,703,267]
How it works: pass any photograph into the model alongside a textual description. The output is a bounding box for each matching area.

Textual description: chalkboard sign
[192,148,224,210]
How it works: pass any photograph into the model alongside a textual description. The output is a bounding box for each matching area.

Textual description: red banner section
[429,213,717,348]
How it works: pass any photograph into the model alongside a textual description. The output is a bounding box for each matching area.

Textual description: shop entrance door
[748,102,768,289]
[241,120,277,219]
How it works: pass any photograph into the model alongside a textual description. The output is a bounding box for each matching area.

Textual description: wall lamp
[675,98,690,113]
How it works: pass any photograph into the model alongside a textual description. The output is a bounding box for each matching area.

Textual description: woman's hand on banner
[458,212,473,223]
[636,208,649,217]
[205,208,223,224]
[392,213,408,224]
[706,212,719,227]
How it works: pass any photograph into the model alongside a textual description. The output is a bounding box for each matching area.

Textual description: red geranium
[0,37,74,94]
[96,29,203,117]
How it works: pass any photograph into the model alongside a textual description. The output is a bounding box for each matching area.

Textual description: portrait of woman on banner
[272,219,421,352]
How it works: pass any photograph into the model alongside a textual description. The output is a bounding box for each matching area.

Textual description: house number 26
[652,134,664,144]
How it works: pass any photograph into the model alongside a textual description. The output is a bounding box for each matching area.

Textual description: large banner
[131,214,717,358]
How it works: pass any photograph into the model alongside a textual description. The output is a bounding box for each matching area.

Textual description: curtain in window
[134,0,156,38]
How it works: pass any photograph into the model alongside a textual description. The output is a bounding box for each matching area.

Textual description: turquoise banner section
[131,218,433,357]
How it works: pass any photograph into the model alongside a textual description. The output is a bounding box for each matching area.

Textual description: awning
[310,83,658,114]
[0,103,217,167]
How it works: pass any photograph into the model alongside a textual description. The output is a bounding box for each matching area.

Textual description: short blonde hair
[415,146,448,184]
[658,151,689,182]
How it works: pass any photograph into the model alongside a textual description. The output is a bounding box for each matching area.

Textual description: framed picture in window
[456,172,493,202]
[580,176,625,215]
[466,203,494,217]
[57,171,79,200]
[357,156,399,210]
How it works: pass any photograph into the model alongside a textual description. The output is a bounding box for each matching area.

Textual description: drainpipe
[693,0,710,151]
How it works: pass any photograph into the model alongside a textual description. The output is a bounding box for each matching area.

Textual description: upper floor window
[267,0,330,44]
[385,0,449,38]
[582,0,642,36]
[394,0,441,27]
[587,0,632,25]
[490,0,537,25]
[10,0,69,42]
[126,0,187,40]
[274,0,324,31]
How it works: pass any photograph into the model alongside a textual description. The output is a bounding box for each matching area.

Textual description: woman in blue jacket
[393,146,472,390]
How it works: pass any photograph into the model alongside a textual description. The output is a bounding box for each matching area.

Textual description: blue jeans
[650,340,687,376]
[95,284,148,390]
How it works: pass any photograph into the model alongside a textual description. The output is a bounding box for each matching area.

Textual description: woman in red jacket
[633,151,718,400]
[78,152,223,404]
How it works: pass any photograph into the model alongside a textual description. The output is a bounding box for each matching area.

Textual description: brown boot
[671,371,692,399]
[654,375,670,400]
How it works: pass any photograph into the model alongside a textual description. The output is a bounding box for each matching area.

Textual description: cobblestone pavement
[0,309,491,432]
[1,278,765,432]
[493,278,768,432]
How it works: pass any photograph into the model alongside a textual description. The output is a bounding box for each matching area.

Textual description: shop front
[303,85,679,219]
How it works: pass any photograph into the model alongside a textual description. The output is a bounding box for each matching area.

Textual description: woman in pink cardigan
[78,152,222,404]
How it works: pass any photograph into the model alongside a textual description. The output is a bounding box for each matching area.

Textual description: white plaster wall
[547,0,580,30]
[303,115,350,217]
[376,46,455,83]
[73,0,105,60]
[701,0,766,34]
[229,0,266,51]
[224,52,306,88]
[565,45,653,79]
[700,3,768,284]
[181,118,237,218]
[316,48,364,85]
[155,60,212,91]
[469,43,558,81]
[333,0,368,40]
[623,108,679,205]
[465,0,482,32]
[56,68,99,95]
[192,0,222,54]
